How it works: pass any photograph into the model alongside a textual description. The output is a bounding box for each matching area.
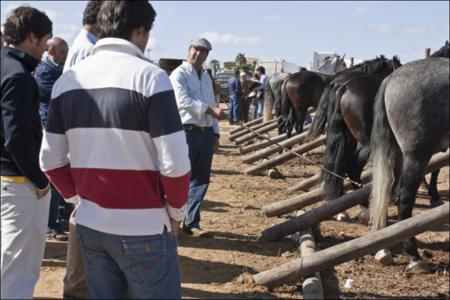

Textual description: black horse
[282,56,402,138]
[370,54,448,272]
[304,56,402,222]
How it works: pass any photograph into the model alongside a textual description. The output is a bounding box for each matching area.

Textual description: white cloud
[201,31,262,46]
[403,26,431,35]
[354,5,368,14]
[166,6,174,16]
[147,37,162,51]
[55,23,79,44]
[369,24,393,35]
[257,15,280,23]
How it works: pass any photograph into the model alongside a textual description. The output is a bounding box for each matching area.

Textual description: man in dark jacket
[34,37,69,241]
[0,6,53,299]
[227,69,242,125]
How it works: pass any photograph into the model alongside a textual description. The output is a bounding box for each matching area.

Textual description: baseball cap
[189,37,212,51]
[240,72,246,77]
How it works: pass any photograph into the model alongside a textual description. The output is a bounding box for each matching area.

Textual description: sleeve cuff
[166,203,187,222]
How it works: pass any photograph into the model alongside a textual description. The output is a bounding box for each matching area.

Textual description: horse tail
[321,85,355,201]
[280,80,294,137]
[263,77,274,122]
[307,84,332,141]
[369,75,399,230]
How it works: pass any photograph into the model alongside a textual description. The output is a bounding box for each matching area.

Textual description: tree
[235,53,247,66]
[209,59,221,75]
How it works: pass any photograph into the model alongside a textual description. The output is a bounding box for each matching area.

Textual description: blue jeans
[184,128,214,229]
[228,95,241,123]
[76,225,181,299]
[251,97,264,120]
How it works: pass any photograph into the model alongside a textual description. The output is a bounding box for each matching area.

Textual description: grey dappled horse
[370,56,449,272]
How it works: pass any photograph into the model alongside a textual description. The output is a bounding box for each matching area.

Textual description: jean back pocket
[122,235,167,284]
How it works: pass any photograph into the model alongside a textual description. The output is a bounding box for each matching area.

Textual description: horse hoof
[375,249,395,265]
[430,199,444,207]
[357,208,370,226]
[406,259,433,274]
[335,212,350,222]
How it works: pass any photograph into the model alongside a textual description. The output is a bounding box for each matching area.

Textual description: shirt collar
[4,46,40,72]
[81,28,98,45]
[91,38,148,61]
[181,61,204,75]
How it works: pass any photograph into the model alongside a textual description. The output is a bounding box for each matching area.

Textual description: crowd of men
[226,66,268,125]
[1,1,227,298]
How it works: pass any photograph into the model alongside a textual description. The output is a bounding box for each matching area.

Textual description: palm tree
[209,59,221,76]
[235,53,247,66]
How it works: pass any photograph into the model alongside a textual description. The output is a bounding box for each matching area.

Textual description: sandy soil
[34,117,449,299]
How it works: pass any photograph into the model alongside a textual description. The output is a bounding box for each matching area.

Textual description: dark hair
[256,66,265,74]
[3,6,52,45]
[83,0,103,25]
[97,1,156,40]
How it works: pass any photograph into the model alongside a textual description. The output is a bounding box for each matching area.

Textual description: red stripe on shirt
[160,171,191,209]
[70,168,165,209]
[45,164,77,199]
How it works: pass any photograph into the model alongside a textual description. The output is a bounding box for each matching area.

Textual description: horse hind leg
[396,155,433,273]
[347,144,370,225]
[428,169,442,206]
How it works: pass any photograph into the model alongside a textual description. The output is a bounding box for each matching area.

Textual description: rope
[236,118,363,188]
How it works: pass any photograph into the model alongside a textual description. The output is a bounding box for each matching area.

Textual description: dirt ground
[34,117,449,299]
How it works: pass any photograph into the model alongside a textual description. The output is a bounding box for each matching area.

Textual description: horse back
[384,58,449,155]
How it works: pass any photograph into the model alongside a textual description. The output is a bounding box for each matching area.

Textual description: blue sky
[1,1,449,68]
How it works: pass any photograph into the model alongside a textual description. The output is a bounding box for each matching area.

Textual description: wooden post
[287,173,321,193]
[245,135,326,176]
[239,133,287,155]
[350,57,354,68]
[242,125,311,164]
[264,169,372,217]
[260,150,449,241]
[253,202,449,287]
[234,122,279,145]
[229,118,277,141]
[425,48,431,58]
[296,210,324,299]
[229,116,263,135]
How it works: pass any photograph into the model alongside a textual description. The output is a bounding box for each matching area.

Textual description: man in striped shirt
[40,1,190,298]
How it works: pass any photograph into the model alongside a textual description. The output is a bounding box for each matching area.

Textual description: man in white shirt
[60,1,102,298]
[170,38,227,237]
[63,0,101,72]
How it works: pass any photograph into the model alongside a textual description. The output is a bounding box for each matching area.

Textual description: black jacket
[1,47,49,189]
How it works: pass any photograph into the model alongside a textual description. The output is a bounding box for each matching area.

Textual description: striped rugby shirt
[40,38,191,236]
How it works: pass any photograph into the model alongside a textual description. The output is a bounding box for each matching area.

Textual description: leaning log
[253,202,449,287]
[234,122,279,145]
[260,150,449,241]
[287,173,322,193]
[264,169,372,217]
[242,124,312,164]
[229,119,276,141]
[239,134,287,155]
[229,117,263,135]
[245,135,326,176]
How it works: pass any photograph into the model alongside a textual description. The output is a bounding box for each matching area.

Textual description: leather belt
[183,124,211,132]
[1,176,31,184]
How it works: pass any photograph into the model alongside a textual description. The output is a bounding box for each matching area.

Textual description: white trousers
[1,181,50,299]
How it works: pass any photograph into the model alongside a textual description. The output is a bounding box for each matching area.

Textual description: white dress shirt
[170,61,219,134]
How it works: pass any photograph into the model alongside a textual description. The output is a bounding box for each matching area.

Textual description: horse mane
[347,56,388,74]
[430,41,450,58]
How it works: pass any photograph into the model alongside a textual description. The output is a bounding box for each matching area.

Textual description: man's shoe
[47,228,68,241]
[190,227,212,238]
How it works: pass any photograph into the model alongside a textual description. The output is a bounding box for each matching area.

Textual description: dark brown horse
[306,57,402,213]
